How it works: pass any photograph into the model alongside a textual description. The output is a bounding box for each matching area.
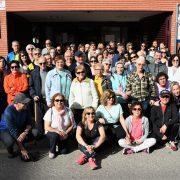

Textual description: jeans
[0,130,15,154]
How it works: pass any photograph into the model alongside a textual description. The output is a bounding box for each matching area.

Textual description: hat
[74,51,84,57]
[13,93,31,104]
[160,90,170,97]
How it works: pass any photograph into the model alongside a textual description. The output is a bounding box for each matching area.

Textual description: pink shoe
[88,157,98,170]
[76,154,87,165]
[122,148,134,155]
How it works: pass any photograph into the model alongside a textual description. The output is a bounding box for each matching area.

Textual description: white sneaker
[49,152,55,159]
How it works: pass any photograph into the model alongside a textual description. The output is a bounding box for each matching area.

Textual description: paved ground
[0,139,180,180]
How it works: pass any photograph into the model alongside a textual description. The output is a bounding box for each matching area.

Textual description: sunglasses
[39,62,46,65]
[90,60,97,63]
[21,54,26,57]
[161,95,170,98]
[34,53,41,55]
[133,108,142,111]
[54,99,64,103]
[86,112,95,115]
[11,66,18,69]
[108,96,115,100]
[28,48,34,51]
[76,71,85,74]
[105,63,111,66]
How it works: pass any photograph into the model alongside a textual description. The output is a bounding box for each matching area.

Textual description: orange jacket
[4,72,28,104]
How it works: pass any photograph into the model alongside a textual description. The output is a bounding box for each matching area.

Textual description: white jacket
[168,67,180,84]
[69,78,99,109]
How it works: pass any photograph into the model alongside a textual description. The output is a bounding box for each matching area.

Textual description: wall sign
[0,0,5,10]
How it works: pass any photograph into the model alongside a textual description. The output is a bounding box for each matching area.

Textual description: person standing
[45,55,72,107]
[4,60,28,104]
[29,56,50,135]
[7,41,20,62]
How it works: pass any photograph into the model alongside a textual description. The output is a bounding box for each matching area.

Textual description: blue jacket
[45,68,72,105]
[2,105,31,139]
[7,51,16,62]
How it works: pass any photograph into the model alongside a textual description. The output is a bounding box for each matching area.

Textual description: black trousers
[152,123,179,143]
[104,123,126,142]
[72,109,84,124]
[46,132,67,154]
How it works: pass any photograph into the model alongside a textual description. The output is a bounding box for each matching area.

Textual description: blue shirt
[96,104,123,125]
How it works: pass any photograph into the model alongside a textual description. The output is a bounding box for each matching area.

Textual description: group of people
[0,39,179,170]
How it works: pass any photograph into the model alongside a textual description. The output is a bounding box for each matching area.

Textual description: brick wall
[0,0,178,56]
[0,11,8,57]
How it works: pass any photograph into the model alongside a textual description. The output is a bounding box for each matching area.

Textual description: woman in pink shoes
[76,107,105,170]
[118,102,156,155]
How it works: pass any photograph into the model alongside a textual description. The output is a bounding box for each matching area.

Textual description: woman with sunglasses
[69,65,98,124]
[168,54,180,84]
[96,89,130,143]
[151,90,179,151]
[89,56,98,77]
[76,107,105,170]
[19,51,31,75]
[118,102,156,154]
[44,93,75,159]
[4,60,28,104]
[102,58,112,78]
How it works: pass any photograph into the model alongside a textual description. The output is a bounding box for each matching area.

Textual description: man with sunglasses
[151,90,179,151]
[4,60,28,104]
[42,39,53,56]
[68,51,92,79]
[29,56,50,135]
[26,44,35,62]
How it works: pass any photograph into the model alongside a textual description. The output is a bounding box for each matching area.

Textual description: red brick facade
[0,0,179,56]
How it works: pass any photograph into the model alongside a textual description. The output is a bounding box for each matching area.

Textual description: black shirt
[78,121,102,144]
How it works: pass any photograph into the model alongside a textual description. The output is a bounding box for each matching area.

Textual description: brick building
[0,0,179,56]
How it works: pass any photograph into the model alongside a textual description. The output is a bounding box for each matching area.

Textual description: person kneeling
[118,102,156,155]
[76,107,105,170]
[0,93,34,160]
[44,93,75,159]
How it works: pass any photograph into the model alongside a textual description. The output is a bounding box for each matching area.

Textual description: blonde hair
[100,89,116,106]
[75,65,86,73]
[82,106,95,125]
[170,82,180,92]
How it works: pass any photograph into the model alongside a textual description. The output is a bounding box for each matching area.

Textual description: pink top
[130,118,143,141]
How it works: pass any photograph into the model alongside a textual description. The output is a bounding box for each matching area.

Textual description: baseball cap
[74,51,84,57]
[160,90,170,97]
[13,93,31,104]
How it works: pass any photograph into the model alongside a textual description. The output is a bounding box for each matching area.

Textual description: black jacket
[29,65,50,99]
[150,102,179,138]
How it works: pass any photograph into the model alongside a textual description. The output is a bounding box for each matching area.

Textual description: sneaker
[76,154,87,165]
[88,157,98,170]
[48,152,55,159]
[122,148,134,155]
[143,148,149,154]
[169,142,178,151]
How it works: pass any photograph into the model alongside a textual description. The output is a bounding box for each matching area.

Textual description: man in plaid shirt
[126,56,157,112]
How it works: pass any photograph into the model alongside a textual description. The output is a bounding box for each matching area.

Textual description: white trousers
[118,138,156,152]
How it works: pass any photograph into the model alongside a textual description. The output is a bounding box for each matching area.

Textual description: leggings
[118,138,156,152]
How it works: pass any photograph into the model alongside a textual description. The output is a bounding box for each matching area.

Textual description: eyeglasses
[105,63,111,66]
[86,112,95,115]
[21,54,26,57]
[54,99,64,103]
[39,62,46,65]
[161,95,170,98]
[11,66,18,69]
[132,108,142,111]
[137,63,145,66]
[76,71,85,74]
